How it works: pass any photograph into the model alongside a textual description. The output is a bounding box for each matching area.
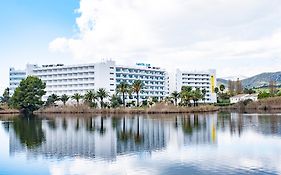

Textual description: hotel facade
[9,60,217,103]
[175,69,217,103]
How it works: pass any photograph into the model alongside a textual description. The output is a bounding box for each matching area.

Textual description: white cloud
[49,0,281,77]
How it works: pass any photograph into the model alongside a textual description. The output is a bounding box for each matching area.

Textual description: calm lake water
[0,112,281,175]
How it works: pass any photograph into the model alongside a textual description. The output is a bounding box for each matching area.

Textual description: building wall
[175,69,217,103]
[115,63,168,101]
[9,61,217,103]
[29,64,106,100]
[9,68,26,96]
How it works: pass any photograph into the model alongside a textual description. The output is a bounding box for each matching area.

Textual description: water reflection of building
[175,114,218,146]
[116,117,169,154]
[7,113,281,161]
[8,116,170,161]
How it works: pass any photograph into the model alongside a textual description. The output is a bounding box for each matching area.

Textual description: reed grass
[34,103,219,114]
[0,104,19,114]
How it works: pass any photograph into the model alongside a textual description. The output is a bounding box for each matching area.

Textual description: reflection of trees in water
[76,118,80,131]
[118,117,132,142]
[194,114,200,130]
[181,114,207,136]
[258,115,280,135]
[12,116,45,149]
[98,117,106,135]
[217,112,281,136]
[116,116,143,145]
[134,116,143,144]
[182,115,192,135]
[48,120,57,130]
[1,121,11,133]
[85,117,95,132]
[62,118,67,131]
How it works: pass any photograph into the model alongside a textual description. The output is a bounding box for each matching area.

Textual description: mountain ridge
[218,71,281,88]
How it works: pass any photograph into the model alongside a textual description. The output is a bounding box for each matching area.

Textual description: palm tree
[219,84,225,92]
[171,91,180,106]
[96,88,109,108]
[215,87,219,94]
[72,93,83,105]
[60,94,69,105]
[180,86,192,106]
[46,94,59,106]
[84,90,97,107]
[132,80,144,107]
[116,82,130,107]
[202,89,207,104]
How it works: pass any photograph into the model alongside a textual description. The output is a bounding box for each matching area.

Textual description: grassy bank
[0,104,19,114]
[220,97,281,111]
[34,103,219,114]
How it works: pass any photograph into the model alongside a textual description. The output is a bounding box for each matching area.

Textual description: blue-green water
[0,112,281,175]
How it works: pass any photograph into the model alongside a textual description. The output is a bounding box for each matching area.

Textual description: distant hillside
[217,78,228,86]
[217,71,281,88]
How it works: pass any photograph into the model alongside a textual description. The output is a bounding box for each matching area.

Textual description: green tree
[45,94,59,106]
[60,94,69,105]
[72,93,83,105]
[171,91,180,106]
[152,97,159,103]
[1,87,10,104]
[116,82,130,107]
[219,84,225,92]
[202,89,207,103]
[214,87,219,94]
[10,76,46,112]
[132,80,144,107]
[84,90,98,107]
[191,88,203,106]
[243,88,256,94]
[97,88,109,108]
[258,91,271,99]
[180,86,192,106]
[110,94,122,108]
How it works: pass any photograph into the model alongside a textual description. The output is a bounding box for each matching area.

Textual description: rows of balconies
[116,77,165,83]
[182,78,210,81]
[116,72,165,79]
[41,77,95,84]
[33,65,95,73]
[35,72,95,78]
[182,81,210,85]
[182,73,210,77]
[116,68,165,76]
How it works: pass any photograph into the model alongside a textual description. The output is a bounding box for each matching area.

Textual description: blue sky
[1,0,281,94]
[0,0,79,93]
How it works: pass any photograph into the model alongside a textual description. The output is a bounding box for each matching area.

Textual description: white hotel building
[9,68,26,96]
[9,61,168,101]
[175,69,217,103]
[9,60,217,103]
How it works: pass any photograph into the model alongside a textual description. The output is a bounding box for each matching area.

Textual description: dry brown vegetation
[34,103,219,114]
[0,104,19,114]
[246,97,281,110]
[221,96,281,112]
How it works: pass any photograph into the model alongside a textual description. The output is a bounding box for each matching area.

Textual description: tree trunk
[122,92,125,108]
[137,92,139,107]
[101,98,103,108]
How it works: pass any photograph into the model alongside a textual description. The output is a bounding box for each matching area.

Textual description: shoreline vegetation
[221,96,281,111]
[0,104,19,114]
[2,76,281,116]
[34,103,219,114]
